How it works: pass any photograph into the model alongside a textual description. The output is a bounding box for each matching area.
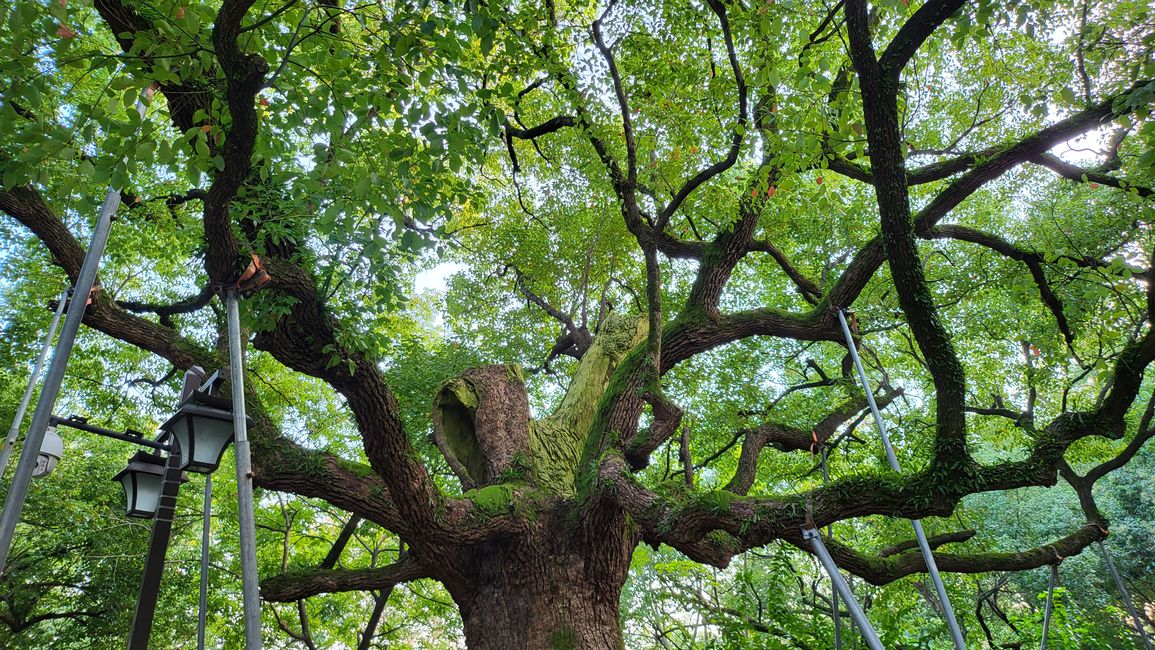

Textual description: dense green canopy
[2,0,1155,647]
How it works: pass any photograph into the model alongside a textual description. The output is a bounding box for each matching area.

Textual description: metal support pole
[848,573,859,650]
[0,288,68,481]
[821,449,843,650]
[1098,540,1154,650]
[836,309,967,650]
[226,290,263,650]
[803,528,885,650]
[832,563,843,649]
[0,95,148,570]
[126,440,184,649]
[0,187,123,571]
[198,474,212,650]
[1040,564,1058,650]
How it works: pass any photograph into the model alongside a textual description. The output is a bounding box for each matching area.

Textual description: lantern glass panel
[163,404,235,473]
[112,454,166,518]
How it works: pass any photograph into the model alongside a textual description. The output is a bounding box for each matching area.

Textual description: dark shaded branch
[93,0,214,135]
[624,391,684,470]
[319,515,363,570]
[799,0,845,63]
[503,265,594,368]
[358,588,392,650]
[825,156,874,183]
[0,608,104,634]
[679,422,693,487]
[826,82,1151,261]
[544,46,629,198]
[926,224,1077,350]
[1083,422,1155,486]
[965,405,1030,424]
[116,284,215,325]
[121,188,208,209]
[846,0,970,463]
[878,0,967,77]
[0,185,209,370]
[683,192,765,315]
[271,600,317,650]
[655,232,708,259]
[906,146,1002,184]
[203,0,269,282]
[505,115,576,140]
[592,3,638,186]
[128,366,179,389]
[659,0,747,224]
[668,308,844,367]
[725,387,901,495]
[913,80,1153,231]
[749,240,822,303]
[261,556,428,602]
[802,524,1104,586]
[507,266,578,332]
[250,267,463,542]
[241,0,299,33]
[878,529,976,557]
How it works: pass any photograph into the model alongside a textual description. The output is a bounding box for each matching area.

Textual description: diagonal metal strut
[836,308,967,649]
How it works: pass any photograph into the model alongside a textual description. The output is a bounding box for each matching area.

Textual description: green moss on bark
[694,490,738,514]
[464,483,517,515]
[548,627,578,650]
[529,314,647,495]
[434,378,485,481]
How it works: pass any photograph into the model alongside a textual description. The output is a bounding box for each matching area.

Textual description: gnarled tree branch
[261,555,428,602]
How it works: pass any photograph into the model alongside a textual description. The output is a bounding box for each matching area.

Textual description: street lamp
[3,355,261,649]
[112,451,169,518]
[36,417,182,519]
[161,402,238,474]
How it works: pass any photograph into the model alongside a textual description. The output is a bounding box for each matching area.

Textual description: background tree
[2,0,1155,648]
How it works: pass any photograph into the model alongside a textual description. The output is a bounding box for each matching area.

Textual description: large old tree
[2,0,1155,647]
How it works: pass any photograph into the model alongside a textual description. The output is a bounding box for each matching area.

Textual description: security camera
[33,425,63,478]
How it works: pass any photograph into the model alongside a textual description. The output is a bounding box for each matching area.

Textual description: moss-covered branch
[791,524,1104,586]
[261,556,428,602]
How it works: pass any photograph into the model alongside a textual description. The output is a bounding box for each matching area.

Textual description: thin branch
[592,2,637,186]
[1029,153,1153,198]
[658,0,747,225]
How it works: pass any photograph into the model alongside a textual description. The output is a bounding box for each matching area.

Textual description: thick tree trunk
[451,520,631,650]
[428,315,646,648]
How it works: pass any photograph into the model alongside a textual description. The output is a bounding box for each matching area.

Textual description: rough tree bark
[450,515,633,650]
[425,314,647,649]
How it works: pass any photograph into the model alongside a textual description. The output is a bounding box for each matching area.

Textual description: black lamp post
[124,370,253,650]
[20,362,259,650]
[32,414,184,647]
[36,368,248,649]
[127,437,184,650]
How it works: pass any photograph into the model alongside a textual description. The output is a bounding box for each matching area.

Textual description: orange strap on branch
[235,253,270,291]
